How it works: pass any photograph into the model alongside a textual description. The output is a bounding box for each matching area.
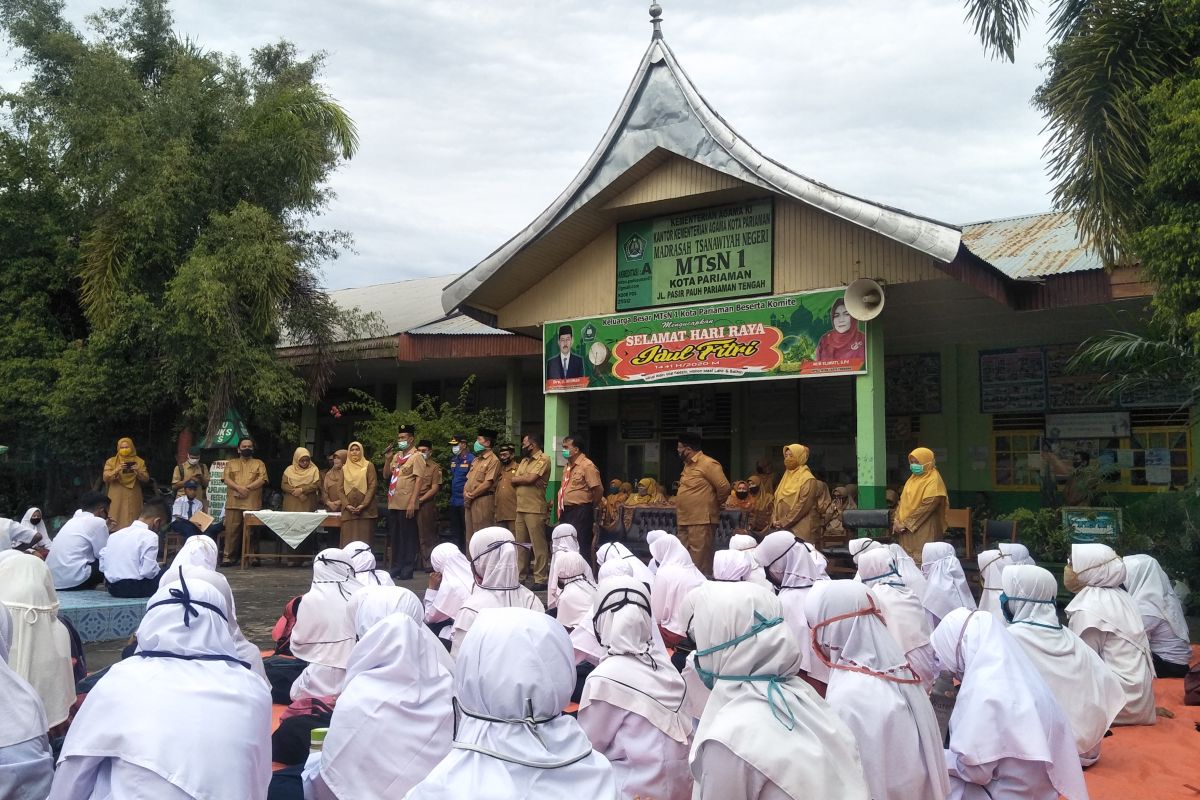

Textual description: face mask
[452,445,461,455]
[119,447,133,456]
[692,613,797,730]
[562,448,571,460]
[735,491,748,499]
[472,441,485,454]
[749,486,760,495]
[187,457,199,465]
[909,463,924,475]
[240,449,254,458]
[398,440,409,450]
[608,486,619,495]
[499,454,511,463]
[418,451,430,459]
[999,592,1061,628]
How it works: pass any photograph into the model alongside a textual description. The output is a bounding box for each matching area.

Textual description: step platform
[58,590,149,643]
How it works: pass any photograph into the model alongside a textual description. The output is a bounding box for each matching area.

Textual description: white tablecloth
[249,510,333,549]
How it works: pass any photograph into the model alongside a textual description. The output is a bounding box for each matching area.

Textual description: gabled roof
[442,36,963,316]
[328,273,459,336]
[961,211,1102,279]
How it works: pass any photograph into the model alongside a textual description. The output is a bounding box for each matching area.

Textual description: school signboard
[1062,506,1122,544]
[544,289,867,393]
[616,200,774,311]
[208,460,228,520]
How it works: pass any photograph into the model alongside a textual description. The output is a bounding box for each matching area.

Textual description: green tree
[0,0,375,506]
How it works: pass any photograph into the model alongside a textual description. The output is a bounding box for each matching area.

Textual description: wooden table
[242,512,342,569]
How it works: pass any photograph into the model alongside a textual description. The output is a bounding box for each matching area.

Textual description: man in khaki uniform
[170,446,210,509]
[512,433,551,587]
[220,438,269,567]
[674,431,730,576]
[494,444,518,533]
[556,433,603,567]
[463,428,501,544]
[385,424,425,580]
[415,439,443,571]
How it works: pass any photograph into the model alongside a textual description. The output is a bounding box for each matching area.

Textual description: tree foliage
[0,0,375,507]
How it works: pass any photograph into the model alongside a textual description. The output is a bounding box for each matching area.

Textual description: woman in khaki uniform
[339,441,378,546]
[892,446,948,564]
[322,450,347,511]
[746,475,773,537]
[769,444,822,542]
[102,437,150,529]
[282,447,321,512]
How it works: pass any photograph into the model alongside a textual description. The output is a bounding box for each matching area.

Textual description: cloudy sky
[3,0,1056,289]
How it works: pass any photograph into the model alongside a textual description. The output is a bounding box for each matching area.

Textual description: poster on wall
[979,347,1047,412]
[615,200,774,311]
[544,289,866,393]
[1045,412,1131,439]
[885,352,942,415]
[208,460,227,520]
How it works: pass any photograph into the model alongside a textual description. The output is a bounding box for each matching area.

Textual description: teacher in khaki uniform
[557,434,603,566]
[415,439,443,570]
[494,444,519,533]
[512,433,551,588]
[220,438,268,567]
[463,428,501,543]
[385,424,425,580]
[674,431,730,576]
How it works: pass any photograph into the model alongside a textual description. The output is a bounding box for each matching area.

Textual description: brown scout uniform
[674,451,731,576]
[464,449,501,543]
[514,450,551,582]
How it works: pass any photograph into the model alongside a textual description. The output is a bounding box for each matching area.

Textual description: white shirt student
[100,520,160,583]
[45,496,111,590]
[172,493,203,524]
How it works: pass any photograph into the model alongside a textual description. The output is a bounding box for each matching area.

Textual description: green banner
[616,200,773,311]
[545,289,867,393]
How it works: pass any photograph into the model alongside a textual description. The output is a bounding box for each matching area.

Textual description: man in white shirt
[100,501,167,598]
[46,492,112,591]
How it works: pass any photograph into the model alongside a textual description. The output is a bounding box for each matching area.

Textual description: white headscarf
[55,576,272,800]
[919,541,976,622]
[162,534,219,578]
[713,549,752,582]
[805,581,949,800]
[1122,553,1190,642]
[977,549,1010,620]
[290,548,359,668]
[729,533,774,589]
[855,548,934,658]
[454,528,544,648]
[595,541,655,586]
[548,523,594,608]
[0,551,75,727]
[644,529,668,574]
[0,604,49,748]
[429,542,474,623]
[344,540,395,587]
[348,584,454,673]
[753,531,829,681]
[318,612,454,799]
[581,576,691,743]
[932,609,1088,800]
[649,535,707,636]
[20,508,50,542]
[406,608,616,799]
[597,558,635,581]
[999,541,1036,566]
[0,520,12,551]
[159,564,266,680]
[849,538,928,599]
[555,551,596,630]
[1002,565,1125,756]
[687,582,869,799]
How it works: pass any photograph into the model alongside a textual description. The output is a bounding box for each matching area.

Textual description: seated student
[344,540,394,587]
[854,547,939,689]
[553,551,597,631]
[1122,553,1192,678]
[424,542,474,645]
[45,492,111,591]
[450,528,544,657]
[100,502,168,598]
[752,531,830,685]
[288,549,359,709]
[169,481,223,540]
[0,601,54,800]
[919,541,976,629]
[649,534,707,650]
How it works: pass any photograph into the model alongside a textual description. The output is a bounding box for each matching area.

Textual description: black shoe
[531,582,547,592]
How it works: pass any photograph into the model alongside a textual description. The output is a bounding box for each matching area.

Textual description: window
[1127,427,1191,488]
[992,431,1042,489]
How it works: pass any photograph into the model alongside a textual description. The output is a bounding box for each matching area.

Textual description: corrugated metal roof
[408,313,505,335]
[961,211,1101,279]
[327,274,456,335]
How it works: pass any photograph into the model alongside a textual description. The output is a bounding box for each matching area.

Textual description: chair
[714,510,747,551]
[983,519,1019,551]
[945,507,974,559]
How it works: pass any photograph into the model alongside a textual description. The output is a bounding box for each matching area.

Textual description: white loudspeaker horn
[843,278,885,321]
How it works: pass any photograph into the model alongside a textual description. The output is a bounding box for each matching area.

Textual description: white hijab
[160,564,266,680]
[347,585,455,673]
[999,541,1036,566]
[855,548,934,657]
[729,533,774,589]
[20,508,50,542]
[290,548,359,668]
[597,558,635,581]
[1066,544,1152,652]
[712,549,752,582]
[555,551,597,630]
[649,535,706,637]
[1122,553,1190,641]
[687,582,869,799]
[320,612,454,799]
[454,528,544,647]
[344,540,395,587]
[0,551,75,727]
[645,529,668,574]
[406,608,616,799]
[162,534,220,578]
[1002,565,1125,756]
[595,541,654,586]
[932,609,1088,800]
[429,542,474,623]
[548,523,594,608]
[581,576,691,743]
[977,549,1011,620]
[0,520,11,551]
[804,581,949,800]
[753,531,829,681]
[919,541,976,622]
[56,577,272,800]
[849,538,927,599]
[0,604,48,748]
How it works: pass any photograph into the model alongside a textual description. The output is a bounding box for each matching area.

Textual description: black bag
[262,654,309,706]
[271,698,334,766]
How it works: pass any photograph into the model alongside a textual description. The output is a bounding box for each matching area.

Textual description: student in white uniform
[49,574,272,800]
[931,608,1088,800]
[1122,553,1192,678]
[727,534,774,589]
[920,542,976,628]
[547,523,594,610]
[345,541,395,587]
[805,580,948,800]
[595,541,655,587]
[347,585,454,673]
[424,542,474,645]
[649,534,706,647]
[999,542,1036,566]
[45,493,111,591]
[99,502,166,598]
[687,582,870,800]
[0,552,75,729]
[553,550,596,631]
[289,548,360,705]
[406,607,616,799]
[712,549,753,582]
[1001,565,1124,765]
[855,547,939,688]
[752,530,829,685]
[451,527,544,656]
[578,575,692,800]
[1066,543,1157,725]
[0,604,54,800]
[304,608,453,800]
[976,549,1011,621]
[849,537,928,600]
[644,529,668,575]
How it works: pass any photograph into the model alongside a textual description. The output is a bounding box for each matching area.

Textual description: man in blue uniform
[447,434,474,548]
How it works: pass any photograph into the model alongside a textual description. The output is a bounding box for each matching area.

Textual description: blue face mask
[693,612,797,730]
[910,463,924,475]
[999,592,1061,628]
